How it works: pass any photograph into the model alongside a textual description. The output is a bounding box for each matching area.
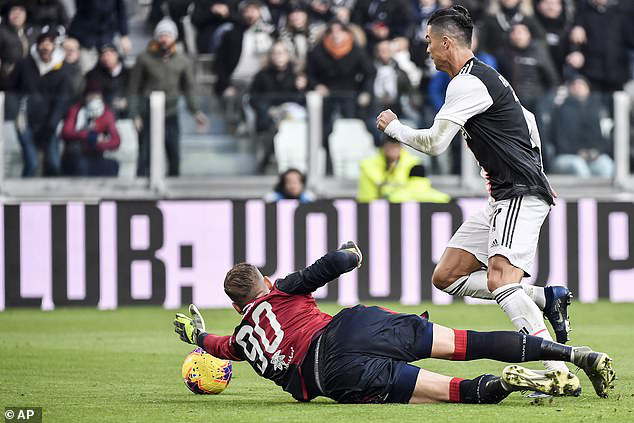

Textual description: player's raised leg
[432,213,573,343]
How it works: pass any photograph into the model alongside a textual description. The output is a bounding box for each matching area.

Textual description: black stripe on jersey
[458,58,474,75]
[507,196,523,248]
[500,198,517,247]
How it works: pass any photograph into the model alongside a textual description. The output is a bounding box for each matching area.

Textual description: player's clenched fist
[376,109,398,132]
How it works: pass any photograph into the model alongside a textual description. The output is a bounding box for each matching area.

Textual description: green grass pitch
[1,301,633,422]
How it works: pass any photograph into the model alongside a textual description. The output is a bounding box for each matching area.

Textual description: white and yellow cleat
[571,347,616,398]
[502,365,582,397]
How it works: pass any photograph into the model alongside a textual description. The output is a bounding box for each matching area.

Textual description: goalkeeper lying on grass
[174,242,615,404]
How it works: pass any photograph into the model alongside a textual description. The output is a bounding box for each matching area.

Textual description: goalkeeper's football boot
[502,365,581,397]
[571,347,616,398]
[543,286,573,343]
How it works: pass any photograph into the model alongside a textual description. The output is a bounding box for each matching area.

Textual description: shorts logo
[490,239,499,248]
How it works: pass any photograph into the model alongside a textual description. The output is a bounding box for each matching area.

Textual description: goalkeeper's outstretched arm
[275,241,363,295]
[376,109,461,156]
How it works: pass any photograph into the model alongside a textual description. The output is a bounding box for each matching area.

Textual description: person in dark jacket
[128,18,208,177]
[212,0,274,96]
[551,75,613,177]
[60,83,120,176]
[85,43,130,118]
[478,0,546,57]
[190,0,240,53]
[306,19,375,166]
[67,0,131,72]
[567,0,634,93]
[534,0,572,78]
[498,23,560,112]
[250,41,306,172]
[6,30,72,176]
[352,0,415,49]
[24,0,68,30]
[0,1,38,80]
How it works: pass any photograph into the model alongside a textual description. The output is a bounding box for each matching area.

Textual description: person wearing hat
[5,28,72,176]
[60,81,120,176]
[128,17,208,177]
[85,43,129,118]
[357,135,450,203]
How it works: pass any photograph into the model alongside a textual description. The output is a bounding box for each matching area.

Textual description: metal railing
[0,90,632,201]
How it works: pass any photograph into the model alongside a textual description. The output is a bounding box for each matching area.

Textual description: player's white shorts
[446,195,550,276]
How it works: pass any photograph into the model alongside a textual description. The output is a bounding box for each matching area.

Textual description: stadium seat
[328,119,376,179]
[110,119,139,179]
[274,120,308,173]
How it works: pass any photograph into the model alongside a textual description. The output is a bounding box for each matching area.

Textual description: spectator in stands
[265,0,290,28]
[213,0,274,128]
[213,0,274,94]
[534,0,572,78]
[6,29,72,176]
[190,0,240,54]
[147,0,194,47]
[250,41,306,173]
[498,23,559,112]
[306,19,374,169]
[265,168,315,203]
[128,18,208,177]
[24,0,68,31]
[68,0,131,72]
[357,135,450,203]
[85,43,129,118]
[0,1,37,81]
[369,39,411,144]
[278,4,324,72]
[551,75,614,178]
[62,36,83,100]
[478,0,545,57]
[60,82,120,176]
[352,0,415,49]
[567,0,634,94]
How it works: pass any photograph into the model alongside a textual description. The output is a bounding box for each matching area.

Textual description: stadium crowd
[0,0,633,186]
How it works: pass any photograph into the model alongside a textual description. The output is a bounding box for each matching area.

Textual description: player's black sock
[450,374,510,404]
[455,330,571,363]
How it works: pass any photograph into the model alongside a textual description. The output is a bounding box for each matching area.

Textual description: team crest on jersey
[271,347,294,371]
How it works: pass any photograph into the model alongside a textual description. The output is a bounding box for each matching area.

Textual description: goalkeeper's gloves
[173,304,207,345]
[339,240,363,268]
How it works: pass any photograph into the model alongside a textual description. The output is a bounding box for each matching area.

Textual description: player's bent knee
[431,267,453,290]
[486,255,523,291]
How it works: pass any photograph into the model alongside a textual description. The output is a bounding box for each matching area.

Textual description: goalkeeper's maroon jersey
[199,249,359,400]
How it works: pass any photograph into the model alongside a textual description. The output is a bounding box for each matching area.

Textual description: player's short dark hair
[224,263,262,307]
[427,5,473,47]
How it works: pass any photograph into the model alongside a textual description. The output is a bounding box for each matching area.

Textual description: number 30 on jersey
[235,302,285,373]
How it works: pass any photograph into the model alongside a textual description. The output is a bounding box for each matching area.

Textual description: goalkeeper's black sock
[449,374,510,404]
[452,330,572,363]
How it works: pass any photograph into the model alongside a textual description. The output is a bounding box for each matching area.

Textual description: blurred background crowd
[0,0,633,202]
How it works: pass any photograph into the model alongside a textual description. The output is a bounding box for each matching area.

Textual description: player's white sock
[492,283,569,373]
[521,284,546,310]
[442,271,547,310]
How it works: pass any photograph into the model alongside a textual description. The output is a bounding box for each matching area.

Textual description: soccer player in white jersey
[377,6,572,375]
